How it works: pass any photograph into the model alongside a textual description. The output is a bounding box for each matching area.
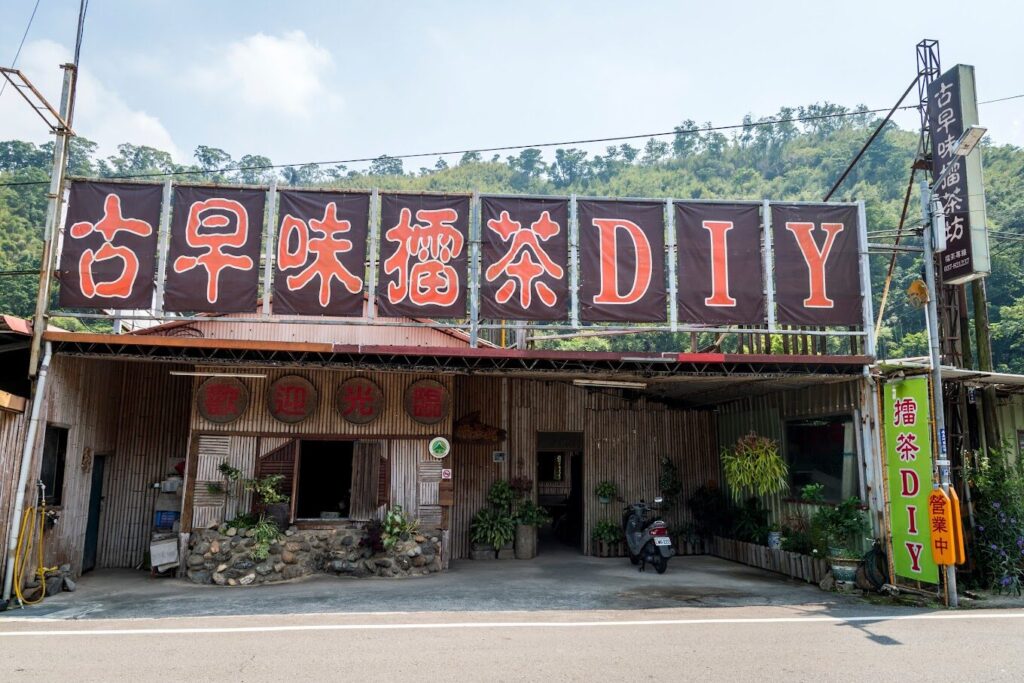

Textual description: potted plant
[591,519,623,557]
[721,432,789,503]
[514,499,551,560]
[595,481,618,505]
[811,496,869,582]
[245,474,291,530]
[470,507,516,559]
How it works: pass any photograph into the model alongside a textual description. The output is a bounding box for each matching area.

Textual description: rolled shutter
[350,441,383,521]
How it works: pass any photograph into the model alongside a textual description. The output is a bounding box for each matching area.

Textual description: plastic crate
[153,510,180,530]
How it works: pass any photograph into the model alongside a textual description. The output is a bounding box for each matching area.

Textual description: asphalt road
[3,606,1023,681]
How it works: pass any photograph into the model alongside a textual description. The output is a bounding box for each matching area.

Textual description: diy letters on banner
[771,203,862,326]
[273,190,370,317]
[57,181,161,309]
[676,202,764,324]
[376,193,470,318]
[578,199,666,322]
[164,186,266,312]
[480,196,569,320]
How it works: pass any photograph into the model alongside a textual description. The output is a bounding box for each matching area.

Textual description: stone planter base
[186,524,442,586]
[595,540,627,557]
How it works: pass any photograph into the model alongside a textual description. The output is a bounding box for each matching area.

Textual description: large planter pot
[767,531,782,550]
[470,542,495,560]
[829,557,860,583]
[596,540,625,557]
[515,524,537,560]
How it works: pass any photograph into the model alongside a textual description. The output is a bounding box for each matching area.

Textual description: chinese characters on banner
[57,181,160,308]
[676,202,764,324]
[377,194,470,318]
[926,65,990,284]
[165,186,266,312]
[57,181,867,328]
[772,204,862,326]
[480,197,569,320]
[274,190,370,317]
[578,199,666,322]
[883,377,939,583]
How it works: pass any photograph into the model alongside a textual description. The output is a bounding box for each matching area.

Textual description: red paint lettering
[592,218,652,305]
[900,468,920,497]
[784,221,844,308]
[907,505,918,534]
[702,220,736,307]
[905,542,924,572]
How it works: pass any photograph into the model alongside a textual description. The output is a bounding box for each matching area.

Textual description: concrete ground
[1,550,862,620]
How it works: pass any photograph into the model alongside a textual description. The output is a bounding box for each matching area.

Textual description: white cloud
[188,30,341,119]
[0,40,182,161]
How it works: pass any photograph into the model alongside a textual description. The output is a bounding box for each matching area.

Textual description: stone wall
[185,523,442,586]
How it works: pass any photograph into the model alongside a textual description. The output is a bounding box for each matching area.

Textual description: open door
[82,454,106,573]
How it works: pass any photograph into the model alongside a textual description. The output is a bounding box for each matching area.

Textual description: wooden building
[1,312,877,585]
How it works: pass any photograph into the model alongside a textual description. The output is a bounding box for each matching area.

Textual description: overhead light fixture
[954,125,987,157]
[621,357,674,363]
[169,371,267,378]
[573,379,646,389]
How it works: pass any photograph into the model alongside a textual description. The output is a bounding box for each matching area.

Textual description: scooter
[621,497,673,574]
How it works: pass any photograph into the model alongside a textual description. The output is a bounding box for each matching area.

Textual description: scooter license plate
[654,537,672,547]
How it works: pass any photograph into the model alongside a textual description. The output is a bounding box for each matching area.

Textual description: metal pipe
[2,342,52,606]
[920,179,958,608]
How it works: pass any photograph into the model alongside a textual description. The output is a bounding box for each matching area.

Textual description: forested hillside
[2,103,1023,368]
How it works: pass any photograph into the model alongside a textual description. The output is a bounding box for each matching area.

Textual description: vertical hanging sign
[927,64,990,284]
[771,203,862,326]
[675,202,764,324]
[883,376,938,584]
[480,196,569,320]
[376,193,470,318]
[164,186,266,312]
[57,181,161,309]
[577,199,666,322]
[273,190,369,316]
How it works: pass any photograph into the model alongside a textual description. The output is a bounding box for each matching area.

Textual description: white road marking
[1,610,1024,637]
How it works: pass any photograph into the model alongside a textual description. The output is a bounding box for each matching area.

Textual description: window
[40,426,68,506]
[784,416,859,503]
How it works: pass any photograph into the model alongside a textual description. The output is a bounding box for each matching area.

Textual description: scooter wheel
[628,550,640,565]
[652,555,668,574]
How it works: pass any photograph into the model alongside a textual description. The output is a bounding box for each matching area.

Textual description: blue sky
[2,1,1021,168]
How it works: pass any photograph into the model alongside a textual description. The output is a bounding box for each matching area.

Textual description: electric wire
[1,91,1021,189]
[0,0,43,98]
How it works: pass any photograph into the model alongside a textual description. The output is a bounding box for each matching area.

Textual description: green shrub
[721,432,788,502]
[591,519,622,544]
[470,507,516,549]
[249,516,280,561]
[967,446,1024,594]
[594,481,618,499]
[381,504,419,551]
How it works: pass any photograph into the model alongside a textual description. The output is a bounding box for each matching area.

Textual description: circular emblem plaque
[429,437,451,459]
[266,375,317,424]
[404,379,450,426]
[197,377,249,424]
[336,377,384,425]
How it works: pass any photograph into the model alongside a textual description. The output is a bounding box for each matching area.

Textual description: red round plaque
[266,375,317,424]
[197,377,249,424]
[336,377,384,425]
[404,379,450,426]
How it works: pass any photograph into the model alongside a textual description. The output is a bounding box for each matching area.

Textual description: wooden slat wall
[389,440,420,518]
[191,367,452,438]
[28,357,123,574]
[0,407,27,581]
[97,362,192,568]
[450,376,720,559]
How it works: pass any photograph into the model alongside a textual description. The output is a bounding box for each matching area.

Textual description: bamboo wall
[0,407,27,582]
[450,377,721,558]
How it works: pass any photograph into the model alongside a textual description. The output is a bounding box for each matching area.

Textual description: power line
[0,0,43,98]
[1,91,1022,189]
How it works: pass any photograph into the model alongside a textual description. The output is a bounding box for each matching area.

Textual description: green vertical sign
[883,376,938,583]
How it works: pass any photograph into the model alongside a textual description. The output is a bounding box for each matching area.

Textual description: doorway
[82,454,106,573]
[296,440,354,519]
[536,432,584,551]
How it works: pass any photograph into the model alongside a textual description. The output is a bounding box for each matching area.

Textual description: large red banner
[273,190,369,317]
[376,193,470,318]
[771,204,862,326]
[480,196,569,321]
[164,186,266,312]
[57,181,161,309]
[676,202,764,325]
[578,199,666,322]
